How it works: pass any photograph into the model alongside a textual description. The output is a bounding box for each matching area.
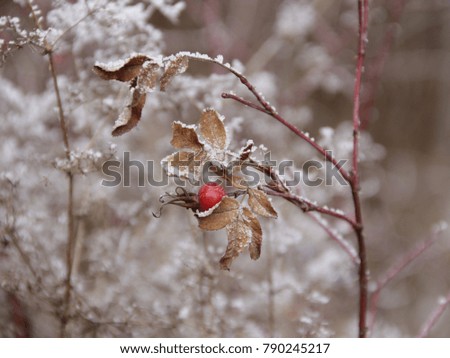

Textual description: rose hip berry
[198,182,226,211]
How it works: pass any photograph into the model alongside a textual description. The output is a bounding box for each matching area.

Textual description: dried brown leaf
[219,217,250,270]
[248,188,278,218]
[243,207,263,260]
[170,122,203,151]
[162,150,206,178]
[93,55,150,82]
[219,207,263,270]
[160,56,189,91]
[199,109,227,151]
[198,197,239,231]
[112,89,146,136]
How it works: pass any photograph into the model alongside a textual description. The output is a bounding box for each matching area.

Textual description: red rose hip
[198,182,226,211]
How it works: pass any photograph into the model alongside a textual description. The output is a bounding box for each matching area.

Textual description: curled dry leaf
[93,54,151,82]
[197,197,239,231]
[160,55,189,91]
[93,54,161,136]
[199,109,227,151]
[170,122,203,151]
[112,89,147,136]
[248,188,278,218]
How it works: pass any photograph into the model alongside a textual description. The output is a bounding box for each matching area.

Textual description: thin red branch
[368,228,445,333]
[419,292,450,338]
[308,213,359,265]
[221,92,267,114]
[220,70,352,184]
[263,188,358,229]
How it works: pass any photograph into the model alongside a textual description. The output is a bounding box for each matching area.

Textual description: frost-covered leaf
[248,188,278,218]
[219,207,263,270]
[243,207,263,260]
[198,197,239,231]
[170,122,203,151]
[112,88,146,136]
[220,214,251,270]
[94,55,162,136]
[160,55,189,91]
[162,150,206,178]
[199,108,227,151]
[93,55,151,82]
[137,60,160,92]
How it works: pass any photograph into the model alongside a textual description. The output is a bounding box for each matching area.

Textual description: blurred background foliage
[0,0,449,337]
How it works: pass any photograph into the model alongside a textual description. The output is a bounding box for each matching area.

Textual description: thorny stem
[27,0,75,337]
[351,0,369,338]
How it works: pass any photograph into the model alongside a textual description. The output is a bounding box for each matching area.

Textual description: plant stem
[263,188,358,229]
[419,292,450,337]
[48,53,70,154]
[27,0,77,337]
[351,0,369,338]
[220,86,351,184]
[48,51,75,338]
[352,187,367,337]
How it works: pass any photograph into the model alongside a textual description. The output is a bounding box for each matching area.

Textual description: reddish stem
[419,292,450,338]
[351,0,369,338]
[308,213,359,265]
[221,82,351,184]
[264,188,358,229]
